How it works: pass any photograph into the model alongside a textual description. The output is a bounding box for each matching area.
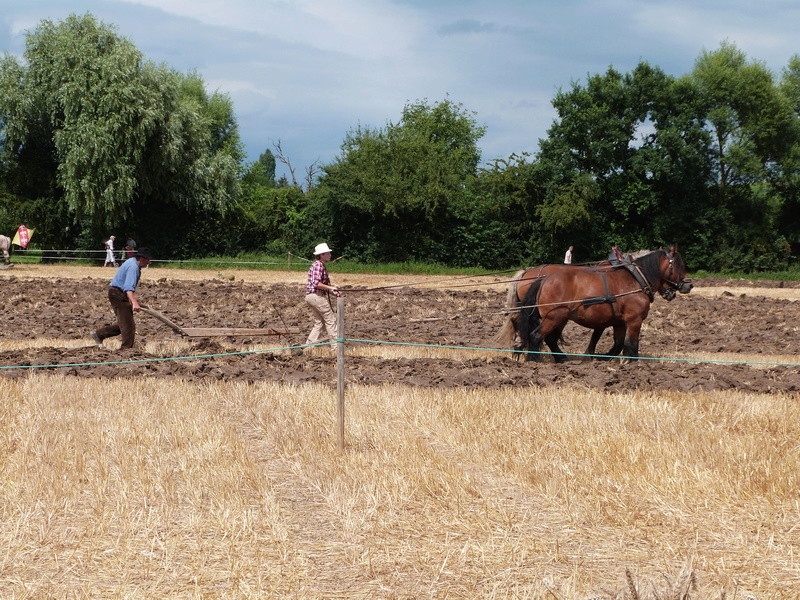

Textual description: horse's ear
[668,243,678,254]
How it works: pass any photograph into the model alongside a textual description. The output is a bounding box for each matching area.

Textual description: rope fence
[3,248,312,267]
[3,335,798,371]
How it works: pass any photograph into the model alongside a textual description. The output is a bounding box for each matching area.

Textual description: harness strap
[581,271,617,307]
[623,262,654,301]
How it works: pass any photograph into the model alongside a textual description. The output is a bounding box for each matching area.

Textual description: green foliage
[0,13,241,255]
[528,50,800,270]
[313,98,486,263]
[242,149,277,188]
[2,21,799,272]
[240,185,308,252]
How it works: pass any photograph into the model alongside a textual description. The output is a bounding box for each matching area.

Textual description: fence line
[1,337,798,371]
[5,249,306,267]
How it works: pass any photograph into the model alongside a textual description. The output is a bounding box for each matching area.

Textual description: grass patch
[154,252,502,277]
[693,268,800,281]
[9,248,800,279]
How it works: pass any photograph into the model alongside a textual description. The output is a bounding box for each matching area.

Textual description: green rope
[343,338,800,367]
[1,338,798,371]
[0,342,329,371]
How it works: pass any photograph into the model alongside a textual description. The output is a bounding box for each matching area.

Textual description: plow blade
[179,327,300,337]
[141,306,298,337]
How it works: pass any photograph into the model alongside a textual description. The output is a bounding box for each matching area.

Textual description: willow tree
[0,13,242,252]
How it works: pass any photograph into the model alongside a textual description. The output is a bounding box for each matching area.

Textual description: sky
[2,0,800,181]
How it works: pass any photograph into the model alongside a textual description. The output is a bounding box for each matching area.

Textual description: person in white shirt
[103,236,118,267]
[564,245,573,264]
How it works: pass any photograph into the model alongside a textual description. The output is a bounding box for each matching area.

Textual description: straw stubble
[0,375,796,598]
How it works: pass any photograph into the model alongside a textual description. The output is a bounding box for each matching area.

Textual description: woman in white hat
[302,242,341,352]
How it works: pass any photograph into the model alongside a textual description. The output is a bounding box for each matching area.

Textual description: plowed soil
[1,273,798,393]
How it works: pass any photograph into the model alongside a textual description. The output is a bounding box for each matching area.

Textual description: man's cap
[110,235,116,239]
[136,247,152,260]
[313,242,332,255]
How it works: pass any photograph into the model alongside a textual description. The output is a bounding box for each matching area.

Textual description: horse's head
[658,245,692,301]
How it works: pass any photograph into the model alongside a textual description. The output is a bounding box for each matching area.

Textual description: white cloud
[633,2,800,63]
[4,0,800,173]
[115,0,424,58]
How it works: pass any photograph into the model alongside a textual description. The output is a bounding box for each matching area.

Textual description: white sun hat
[313,242,332,255]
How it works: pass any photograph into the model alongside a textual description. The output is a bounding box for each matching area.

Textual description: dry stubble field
[0,263,799,599]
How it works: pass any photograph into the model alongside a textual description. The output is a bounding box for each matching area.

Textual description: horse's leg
[622,319,644,360]
[525,323,543,362]
[545,323,569,362]
[584,327,605,359]
[595,324,625,360]
[528,308,568,362]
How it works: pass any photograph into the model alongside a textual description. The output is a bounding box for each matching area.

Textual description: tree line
[1,14,799,271]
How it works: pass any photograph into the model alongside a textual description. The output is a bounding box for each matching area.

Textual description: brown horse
[498,246,692,361]
[497,262,614,356]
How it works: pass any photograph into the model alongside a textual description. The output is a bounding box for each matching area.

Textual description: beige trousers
[304,293,338,346]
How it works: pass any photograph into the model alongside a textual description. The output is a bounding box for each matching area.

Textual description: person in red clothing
[302,243,342,353]
[608,243,624,265]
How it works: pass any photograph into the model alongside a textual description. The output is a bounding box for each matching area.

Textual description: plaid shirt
[306,260,330,294]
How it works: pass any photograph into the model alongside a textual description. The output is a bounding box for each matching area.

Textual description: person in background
[91,248,152,349]
[103,235,117,267]
[608,243,624,265]
[0,234,10,265]
[302,242,342,353]
[124,235,137,259]
[564,245,573,264]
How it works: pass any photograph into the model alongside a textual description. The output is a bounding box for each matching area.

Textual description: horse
[497,245,692,361]
[0,235,10,265]
[496,254,656,356]
[497,262,614,357]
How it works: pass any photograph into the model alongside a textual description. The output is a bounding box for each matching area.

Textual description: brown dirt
[0,275,798,393]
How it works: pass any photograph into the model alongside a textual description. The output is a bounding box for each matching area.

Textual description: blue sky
[2,0,799,181]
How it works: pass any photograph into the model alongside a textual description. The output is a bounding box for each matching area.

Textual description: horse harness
[580,251,690,307]
[581,269,620,307]
[581,261,654,309]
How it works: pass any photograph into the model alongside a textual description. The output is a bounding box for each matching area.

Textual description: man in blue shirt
[91,248,152,349]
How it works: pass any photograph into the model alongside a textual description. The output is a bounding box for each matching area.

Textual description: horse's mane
[625,249,652,260]
[632,249,667,286]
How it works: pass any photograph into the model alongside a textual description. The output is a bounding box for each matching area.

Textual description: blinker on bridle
[659,251,693,301]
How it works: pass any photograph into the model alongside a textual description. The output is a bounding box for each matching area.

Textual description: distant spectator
[124,235,137,259]
[103,236,118,267]
[608,244,623,265]
[564,246,573,264]
[0,234,10,265]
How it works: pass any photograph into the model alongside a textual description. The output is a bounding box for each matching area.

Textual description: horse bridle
[659,251,693,301]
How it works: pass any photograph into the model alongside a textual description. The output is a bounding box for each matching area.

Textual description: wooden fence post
[336,296,346,451]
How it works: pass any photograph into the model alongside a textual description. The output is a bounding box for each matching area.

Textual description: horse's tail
[495,268,527,348]
[496,315,518,348]
[518,277,544,354]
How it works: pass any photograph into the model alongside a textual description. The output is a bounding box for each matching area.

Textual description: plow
[141,306,300,338]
